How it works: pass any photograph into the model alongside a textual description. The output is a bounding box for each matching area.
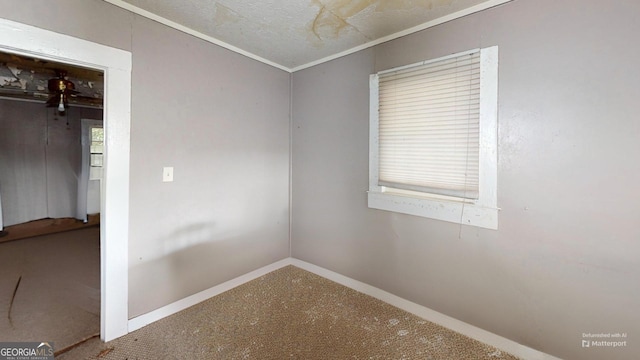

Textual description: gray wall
[127,15,290,317]
[291,1,640,359]
[0,0,291,318]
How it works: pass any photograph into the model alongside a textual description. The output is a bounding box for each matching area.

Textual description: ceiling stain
[308,0,457,44]
[308,0,375,44]
[310,5,350,40]
[373,0,455,12]
[322,0,373,19]
[213,3,242,26]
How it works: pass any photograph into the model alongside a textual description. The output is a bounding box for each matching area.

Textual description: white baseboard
[290,259,562,360]
[127,258,293,332]
[128,257,561,360]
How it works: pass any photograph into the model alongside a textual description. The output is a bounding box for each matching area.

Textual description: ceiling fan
[46,70,78,113]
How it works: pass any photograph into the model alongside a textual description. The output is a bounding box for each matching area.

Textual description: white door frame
[0,19,131,341]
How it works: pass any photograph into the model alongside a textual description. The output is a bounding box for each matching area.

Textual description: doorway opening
[0,51,105,350]
[0,18,132,342]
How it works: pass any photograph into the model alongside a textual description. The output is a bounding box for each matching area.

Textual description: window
[89,126,104,180]
[368,47,498,229]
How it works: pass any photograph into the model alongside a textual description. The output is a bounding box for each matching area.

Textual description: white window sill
[367,191,498,230]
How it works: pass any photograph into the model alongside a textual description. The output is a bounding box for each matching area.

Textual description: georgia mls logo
[37,342,53,353]
[0,342,54,360]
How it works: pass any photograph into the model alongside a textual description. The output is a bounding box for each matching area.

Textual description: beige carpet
[0,227,100,351]
[59,265,519,359]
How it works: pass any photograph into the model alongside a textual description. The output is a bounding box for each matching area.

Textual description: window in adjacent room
[368,46,498,229]
[89,126,104,180]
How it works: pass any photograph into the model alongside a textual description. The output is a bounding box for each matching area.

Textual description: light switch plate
[163,167,173,182]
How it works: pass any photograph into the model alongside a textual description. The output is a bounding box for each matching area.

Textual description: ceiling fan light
[57,93,65,112]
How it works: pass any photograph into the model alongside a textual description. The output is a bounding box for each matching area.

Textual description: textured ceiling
[106,0,509,71]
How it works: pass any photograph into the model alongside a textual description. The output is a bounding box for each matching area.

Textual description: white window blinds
[377,50,481,199]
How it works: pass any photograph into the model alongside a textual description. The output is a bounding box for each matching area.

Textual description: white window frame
[368,46,499,230]
[89,125,105,180]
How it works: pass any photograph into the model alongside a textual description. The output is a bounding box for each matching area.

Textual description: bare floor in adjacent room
[0,226,100,352]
